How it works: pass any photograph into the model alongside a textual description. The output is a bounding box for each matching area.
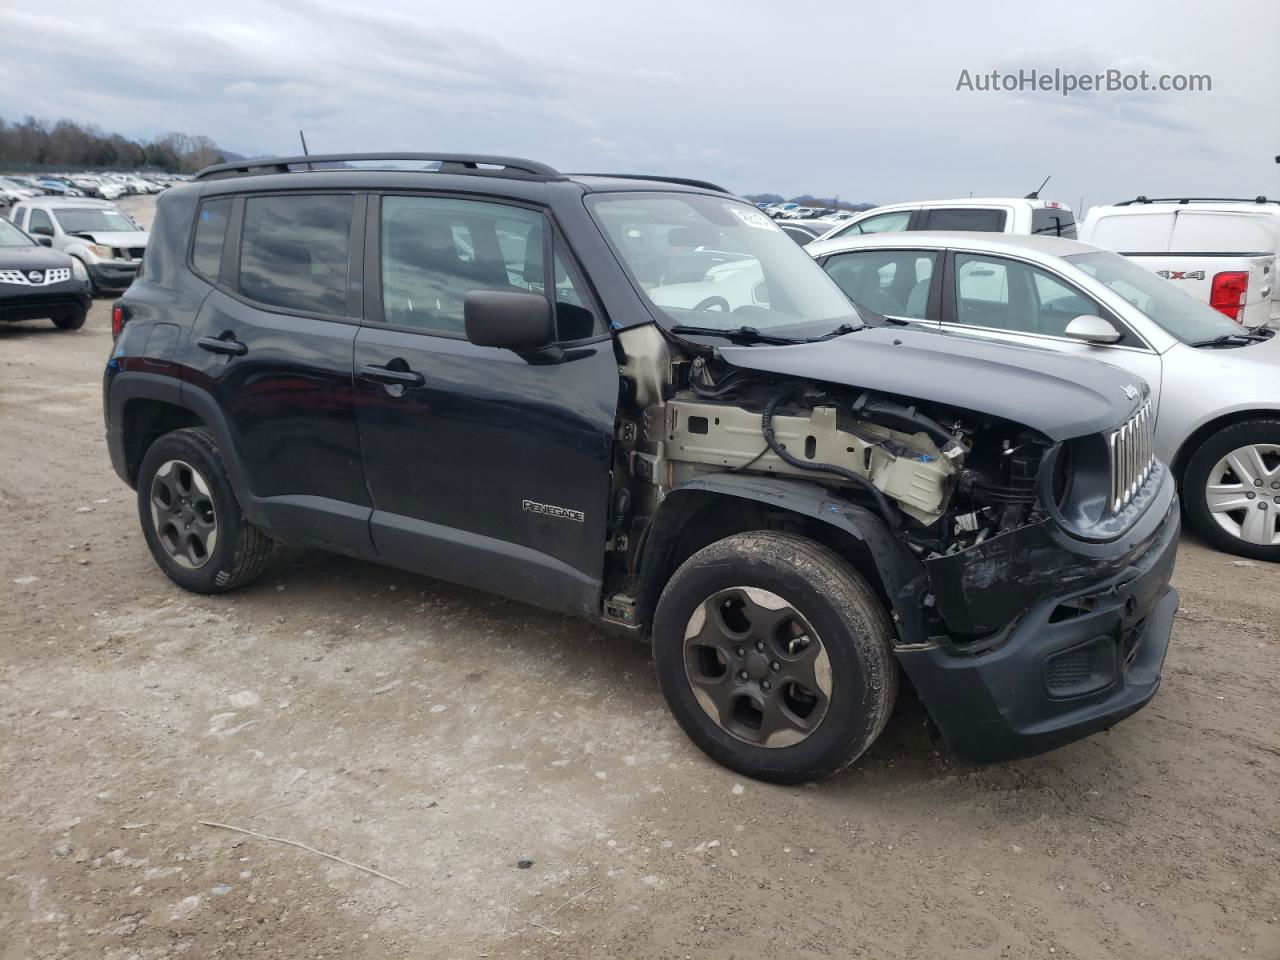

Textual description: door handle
[197,335,248,357]
[359,363,425,387]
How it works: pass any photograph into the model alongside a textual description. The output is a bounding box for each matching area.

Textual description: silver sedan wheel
[683,586,832,749]
[1204,442,1280,546]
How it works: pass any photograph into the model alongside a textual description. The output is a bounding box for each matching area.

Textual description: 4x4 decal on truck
[1155,269,1205,280]
[522,499,586,522]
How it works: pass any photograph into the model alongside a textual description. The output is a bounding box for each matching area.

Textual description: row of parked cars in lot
[0,171,183,205]
[86,153,1276,784]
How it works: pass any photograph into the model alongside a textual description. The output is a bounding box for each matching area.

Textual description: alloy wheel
[1204,442,1280,546]
[683,587,832,748]
[149,459,219,568]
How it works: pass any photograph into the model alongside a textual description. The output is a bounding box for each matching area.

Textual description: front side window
[923,207,1007,232]
[191,198,231,281]
[823,250,937,318]
[52,207,138,234]
[953,253,1104,336]
[0,216,34,247]
[379,195,548,335]
[1066,250,1245,343]
[239,194,354,316]
[28,209,54,236]
[840,210,912,237]
[587,193,860,337]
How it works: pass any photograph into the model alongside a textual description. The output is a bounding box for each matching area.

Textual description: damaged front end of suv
[590,191,1179,766]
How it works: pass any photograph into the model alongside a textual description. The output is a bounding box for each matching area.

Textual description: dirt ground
[1,195,1277,960]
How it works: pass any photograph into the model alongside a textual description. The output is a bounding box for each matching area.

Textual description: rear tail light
[111,302,127,338]
[1209,271,1249,320]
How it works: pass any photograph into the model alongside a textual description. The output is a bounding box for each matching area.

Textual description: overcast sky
[3,0,1277,210]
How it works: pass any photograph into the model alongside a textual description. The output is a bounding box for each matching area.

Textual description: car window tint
[9,207,26,229]
[823,250,937,319]
[29,209,54,235]
[379,195,546,335]
[953,254,1101,336]
[1032,208,1077,238]
[923,207,1007,231]
[239,194,354,316]
[191,198,231,281]
[552,249,602,340]
[849,211,912,235]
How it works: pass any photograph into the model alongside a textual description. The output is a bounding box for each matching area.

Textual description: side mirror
[464,290,554,352]
[35,235,52,247]
[1064,314,1122,345]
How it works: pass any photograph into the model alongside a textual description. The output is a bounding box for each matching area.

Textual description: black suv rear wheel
[136,427,273,592]
[653,531,897,783]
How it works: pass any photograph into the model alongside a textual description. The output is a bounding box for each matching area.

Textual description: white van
[1079,197,1280,328]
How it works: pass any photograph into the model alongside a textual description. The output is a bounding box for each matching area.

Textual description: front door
[353,193,618,616]
[939,250,1163,407]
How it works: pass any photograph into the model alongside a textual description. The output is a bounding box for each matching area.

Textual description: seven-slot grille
[1109,400,1155,512]
[0,267,72,286]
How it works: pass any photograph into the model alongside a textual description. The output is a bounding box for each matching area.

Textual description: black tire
[52,310,87,330]
[653,531,897,783]
[1183,418,1280,562]
[136,427,273,593]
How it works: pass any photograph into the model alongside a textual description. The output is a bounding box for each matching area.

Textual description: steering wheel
[693,296,730,312]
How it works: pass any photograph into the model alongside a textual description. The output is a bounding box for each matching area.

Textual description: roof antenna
[1026,174,1051,200]
[299,130,313,170]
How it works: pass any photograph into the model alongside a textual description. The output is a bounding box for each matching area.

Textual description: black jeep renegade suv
[105,153,1179,782]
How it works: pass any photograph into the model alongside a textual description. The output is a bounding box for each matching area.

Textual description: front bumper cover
[0,280,92,321]
[898,486,1180,764]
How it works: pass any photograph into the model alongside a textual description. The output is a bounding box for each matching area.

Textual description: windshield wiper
[670,324,804,345]
[1190,331,1269,348]
[813,322,864,339]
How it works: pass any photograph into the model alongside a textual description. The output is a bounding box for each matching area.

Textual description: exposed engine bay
[612,324,1059,565]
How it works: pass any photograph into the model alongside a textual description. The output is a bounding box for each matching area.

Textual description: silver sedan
[807,231,1280,560]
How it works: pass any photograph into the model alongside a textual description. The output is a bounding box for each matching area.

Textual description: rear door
[352,192,618,616]
[817,247,942,326]
[939,249,1163,404]
[184,191,373,550]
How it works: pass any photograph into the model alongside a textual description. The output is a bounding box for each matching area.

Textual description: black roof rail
[1115,195,1275,206]
[193,153,562,182]
[567,173,731,194]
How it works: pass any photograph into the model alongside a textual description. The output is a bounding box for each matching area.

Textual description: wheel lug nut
[756,641,766,652]
[1255,479,1264,487]
[762,680,771,691]
[1247,492,1256,499]
[737,670,748,682]
[1271,481,1280,489]
[735,646,745,657]
[771,661,780,672]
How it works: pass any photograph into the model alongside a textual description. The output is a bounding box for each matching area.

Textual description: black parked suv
[0,215,91,329]
[105,154,1180,782]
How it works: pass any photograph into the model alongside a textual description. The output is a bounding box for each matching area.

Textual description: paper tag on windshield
[729,206,777,231]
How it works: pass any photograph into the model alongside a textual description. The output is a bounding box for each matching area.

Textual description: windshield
[1065,250,1246,343]
[587,193,861,337]
[52,208,139,235]
[0,217,34,248]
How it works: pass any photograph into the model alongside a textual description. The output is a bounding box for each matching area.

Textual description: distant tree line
[0,116,231,173]
[745,193,877,212]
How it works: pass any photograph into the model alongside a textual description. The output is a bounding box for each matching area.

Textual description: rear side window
[823,249,937,319]
[191,198,231,281]
[1032,208,1078,238]
[836,210,912,238]
[239,194,354,316]
[922,207,1007,232]
[9,207,26,229]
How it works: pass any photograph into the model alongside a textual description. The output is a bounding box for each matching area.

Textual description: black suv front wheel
[136,427,273,593]
[653,531,897,783]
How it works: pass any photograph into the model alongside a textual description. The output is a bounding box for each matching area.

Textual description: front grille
[128,247,145,259]
[1108,400,1155,512]
[1,293,84,310]
[0,267,72,286]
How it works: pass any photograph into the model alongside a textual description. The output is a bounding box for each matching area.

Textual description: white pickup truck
[1079,197,1280,328]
